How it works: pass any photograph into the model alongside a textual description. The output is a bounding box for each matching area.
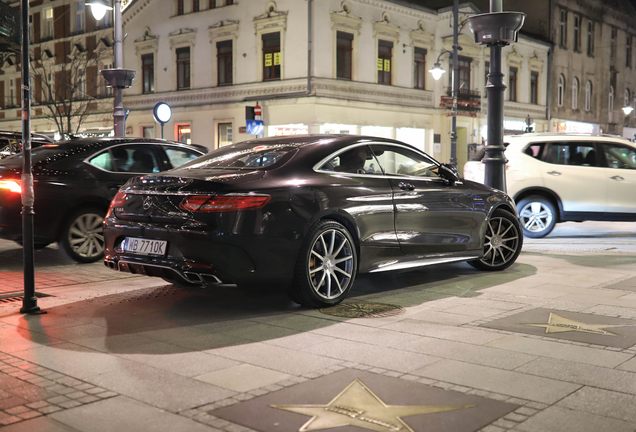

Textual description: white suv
[464,133,636,238]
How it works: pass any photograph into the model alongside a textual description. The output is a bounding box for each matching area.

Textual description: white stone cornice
[373,16,400,41]
[330,10,362,35]
[409,21,434,48]
[351,0,436,21]
[443,34,481,58]
[253,5,288,35]
[506,46,523,67]
[169,28,196,49]
[134,32,158,55]
[528,51,545,72]
[209,20,239,43]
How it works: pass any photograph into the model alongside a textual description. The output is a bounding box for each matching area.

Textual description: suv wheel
[516,196,557,238]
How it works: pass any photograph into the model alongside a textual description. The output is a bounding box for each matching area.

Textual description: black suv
[0,137,207,262]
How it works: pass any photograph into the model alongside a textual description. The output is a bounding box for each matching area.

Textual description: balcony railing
[444,87,481,112]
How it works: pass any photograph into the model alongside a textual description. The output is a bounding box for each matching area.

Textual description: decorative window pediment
[135,28,158,55]
[409,21,433,49]
[330,8,362,35]
[373,13,400,42]
[253,2,287,35]
[169,28,196,49]
[443,34,481,58]
[209,20,239,43]
[506,46,523,67]
[528,50,544,72]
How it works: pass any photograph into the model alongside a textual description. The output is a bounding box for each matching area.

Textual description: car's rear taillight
[106,191,127,218]
[179,195,271,212]
[0,180,21,193]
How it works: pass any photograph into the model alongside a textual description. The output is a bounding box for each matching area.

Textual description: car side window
[523,143,545,160]
[602,143,636,169]
[165,147,201,168]
[369,145,439,178]
[545,143,596,166]
[89,145,161,173]
[321,145,378,174]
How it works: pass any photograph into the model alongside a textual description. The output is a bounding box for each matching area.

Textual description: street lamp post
[467,1,525,192]
[428,0,460,169]
[88,0,135,137]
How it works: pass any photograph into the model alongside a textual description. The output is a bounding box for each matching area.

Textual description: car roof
[507,132,634,144]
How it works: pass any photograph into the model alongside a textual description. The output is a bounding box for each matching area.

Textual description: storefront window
[177,124,191,144]
[218,123,233,147]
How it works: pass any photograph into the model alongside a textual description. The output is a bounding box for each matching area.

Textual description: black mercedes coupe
[103,135,523,307]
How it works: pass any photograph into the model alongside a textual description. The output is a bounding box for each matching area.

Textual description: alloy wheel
[67,212,105,259]
[308,229,354,300]
[482,215,521,267]
[519,201,553,235]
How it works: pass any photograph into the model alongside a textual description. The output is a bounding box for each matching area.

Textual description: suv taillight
[179,195,271,212]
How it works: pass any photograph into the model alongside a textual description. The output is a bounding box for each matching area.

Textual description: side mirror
[438,163,459,185]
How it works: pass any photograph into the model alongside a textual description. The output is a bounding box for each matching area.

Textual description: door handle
[610,175,625,181]
[546,171,562,176]
[398,182,415,191]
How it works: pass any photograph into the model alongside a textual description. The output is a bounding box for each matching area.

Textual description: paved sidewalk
[1,223,636,431]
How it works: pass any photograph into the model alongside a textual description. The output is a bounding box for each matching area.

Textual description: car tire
[469,208,523,271]
[59,207,106,263]
[516,196,557,238]
[289,220,357,308]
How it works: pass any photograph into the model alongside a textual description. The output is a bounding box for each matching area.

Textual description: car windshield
[176,144,297,171]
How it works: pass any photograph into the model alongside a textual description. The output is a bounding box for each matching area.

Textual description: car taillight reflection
[0,180,21,193]
[179,195,271,212]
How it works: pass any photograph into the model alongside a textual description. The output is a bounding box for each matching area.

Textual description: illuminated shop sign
[503,119,535,131]
[269,125,308,136]
[557,121,595,134]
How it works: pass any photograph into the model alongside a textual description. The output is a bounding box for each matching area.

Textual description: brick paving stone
[65,391,88,399]
[0,396,27,410]
[515,407,538,416]
[524,401,549,410]
[95,391,117,399]
[55,377,83,387]
[47,395,71,405]
[504,413,528,422]
[383,371,403,378]
[180,409,199,418]
[25,401,49,409]
[208,418,231,429]
[248,389,269,397]
[506,397,529,405]
[450,385,472,393]
[416,377,436,385]
[492,418,518,429]
[58,400,82,409]
[479,426,506,432]
[77,395,100,404]
[0,415,21,425]
[73,383,94,391]
[262,384,283,392]
[5,405,30,415]
[18,410,42,419]
[84,387,106,395]
[37,405,62,414]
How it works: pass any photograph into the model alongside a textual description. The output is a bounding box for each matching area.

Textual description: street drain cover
[319,302,404,318]
[0,292,52,304]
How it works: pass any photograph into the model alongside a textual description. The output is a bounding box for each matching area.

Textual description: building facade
[0,0,550,173]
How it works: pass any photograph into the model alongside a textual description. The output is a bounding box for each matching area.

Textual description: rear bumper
[103,220,302,286]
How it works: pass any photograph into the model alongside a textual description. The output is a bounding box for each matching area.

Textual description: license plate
[123,237,167,256]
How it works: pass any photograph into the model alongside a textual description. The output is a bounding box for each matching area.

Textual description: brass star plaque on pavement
[480,308,636,348]
[524,312,628,335]
[271,379,471,432]
[211,369,519,432]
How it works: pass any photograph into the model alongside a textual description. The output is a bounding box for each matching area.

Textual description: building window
[177,124,191,144]
[102,0,112,27]
[414,47,426,89]
[217,40,232,86]
[611,27,617,58]
[450,56,471,91]
[627,36,632,68]
[142,126,155,138]
[573,15,580,51]
[44,8,53,39]
[193,0,199,12]
[557,74,564,106]
[530,71,539,104]
[227,0,234,5]
[625,89,631,108]
[587,22,594,56]
[585,80,592,111]
[572,77,579,109]
[218,123,233,148]
[336,31,353,80]
[377,40,392,85]
[559,9,567,48]
[75,69,85,99]
[176,47,190,90]
[262,32,281,81]
[177,0,184,15]
[609,85,614,122]
[76,2,85,33]
[509,66,518,101]
[209,0,215,8]
[142,53,154,94]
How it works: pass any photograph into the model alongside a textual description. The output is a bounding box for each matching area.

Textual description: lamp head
[428,63,446,81]
[153,102,172,124]
[87,1,113,20]
[623,106,634,115]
